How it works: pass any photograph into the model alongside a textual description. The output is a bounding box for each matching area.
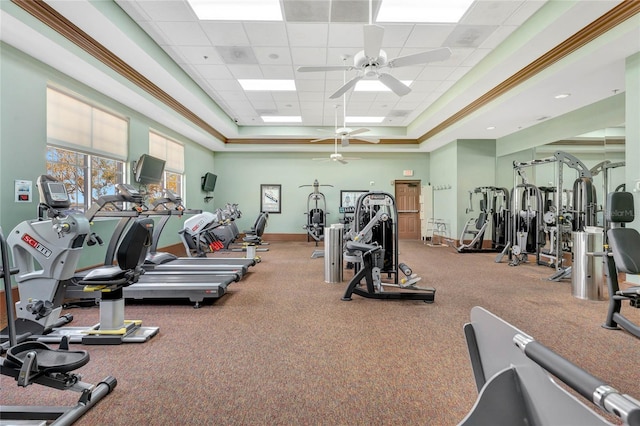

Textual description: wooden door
[395,180,421,239]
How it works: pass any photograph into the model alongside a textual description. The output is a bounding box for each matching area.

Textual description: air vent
[215,46,258,65]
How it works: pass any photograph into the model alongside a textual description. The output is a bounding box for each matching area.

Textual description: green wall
[0,43,215,269]
[212,151,430,234]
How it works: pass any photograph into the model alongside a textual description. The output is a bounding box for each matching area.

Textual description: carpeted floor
[1,240,638,425]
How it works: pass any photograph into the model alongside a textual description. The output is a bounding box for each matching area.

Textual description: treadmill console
[116,183,144,204]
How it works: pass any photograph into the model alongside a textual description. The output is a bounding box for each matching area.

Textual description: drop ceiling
[1,0,639,152]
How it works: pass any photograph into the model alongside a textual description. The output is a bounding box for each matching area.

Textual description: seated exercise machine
[461,306,639,425]
[0,235,116,423]
[601,191,640,339]
[341,191,435,302]
[8,175,158,344]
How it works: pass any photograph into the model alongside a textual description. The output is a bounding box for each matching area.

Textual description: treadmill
[64,186,239,308]
[143,189,257,273]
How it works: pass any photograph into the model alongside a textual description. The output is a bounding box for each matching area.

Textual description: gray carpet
[1,240,638,425]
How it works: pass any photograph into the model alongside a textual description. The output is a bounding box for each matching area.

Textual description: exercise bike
[7,175,158,345]
[1,224,116,424]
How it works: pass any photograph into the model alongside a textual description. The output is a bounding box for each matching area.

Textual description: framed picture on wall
[260,184,281,214]
[340,190,368,213]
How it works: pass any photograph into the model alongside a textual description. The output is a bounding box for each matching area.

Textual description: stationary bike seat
[7,341,90,373]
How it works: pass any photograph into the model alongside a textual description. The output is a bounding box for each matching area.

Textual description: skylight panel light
[346,116,385,124]
[238,79,296,91]
[187,0,283,21]
[376,0,474,23]
[261,116,302,123]
[354,80,412,92]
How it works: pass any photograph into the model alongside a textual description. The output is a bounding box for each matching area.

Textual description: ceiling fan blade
[312,157,331,162]
[348,127,370,136]
[378,73,411,96]
[363,24,384,60]
[352,136,380,144]
[388,47,452,68]
[297,65,353,73]
[329,75,363,99]
[310,136,333,143]
[337,159,349,164]
[341,138,350,148]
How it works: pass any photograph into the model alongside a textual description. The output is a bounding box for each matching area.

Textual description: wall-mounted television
[201,172,217,192]
[134,154,165,185]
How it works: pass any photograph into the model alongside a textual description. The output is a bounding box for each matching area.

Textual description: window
[46,87,128,211]
[148,131,185,202]
[46,146,125,211]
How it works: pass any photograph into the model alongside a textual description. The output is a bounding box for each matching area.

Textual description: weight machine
[456,186,509,253]
[341,191,435,302]
[499,151,597,280]
[461,306,640,425]
[300,180,332,244]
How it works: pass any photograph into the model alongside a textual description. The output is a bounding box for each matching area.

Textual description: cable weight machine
[499,151,596,280]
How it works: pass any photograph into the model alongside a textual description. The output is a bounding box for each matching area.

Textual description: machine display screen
[47,182,68,202]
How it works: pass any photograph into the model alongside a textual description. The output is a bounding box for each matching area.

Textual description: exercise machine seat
[602,191,640,339]
[80,218,152,288]
[608,228,640,274]
[6,341,89,373]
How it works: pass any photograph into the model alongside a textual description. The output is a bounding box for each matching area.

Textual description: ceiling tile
[444,25,498,48]
[253,47,293,65]
[283,0,330,22]
[205,78,243,91]
[216,47,259,65]
[172,46,224,64]
[291,47,329,66]
[194,64,235,79]
[330,0,371,23]
[155,21,210,45]
[200,22,250,46]
[328,23,364,47]
[261,65,295,79]
[121,0,195,21]
[461,1,523,26]
[380,24,415,47]
[286,23,329,47]
[405,24,456,49]
[226,64,263,78]
[244,22,289,47]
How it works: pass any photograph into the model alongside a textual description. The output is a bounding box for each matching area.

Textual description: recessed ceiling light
[554,93,571,99]
[187,0,283,21]
[354,80,412,92]
[261,116,302,123]
[238,79,296,91]
[376,0,474,23]
[346,116,385,124]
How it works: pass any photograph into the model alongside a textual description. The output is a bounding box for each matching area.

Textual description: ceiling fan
[297,2,452,99]
[311,103,379,147]
[312,134,361,165]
